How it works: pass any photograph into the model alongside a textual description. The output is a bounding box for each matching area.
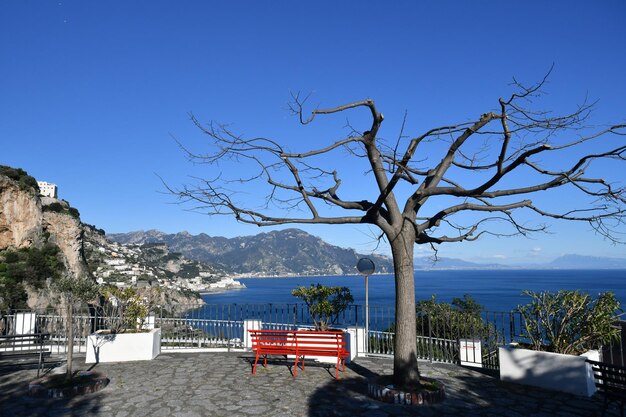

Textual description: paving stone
[0,352,622,417]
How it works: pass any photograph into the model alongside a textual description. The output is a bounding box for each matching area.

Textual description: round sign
[357,258,375,275]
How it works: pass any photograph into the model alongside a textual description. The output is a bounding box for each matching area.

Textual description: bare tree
[172,75,626,388]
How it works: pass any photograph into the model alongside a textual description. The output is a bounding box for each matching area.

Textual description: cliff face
[0,174,94,310]
[0,175,90,282]
[0,176,43,250]
[43,211,90,280]
[1,170,209,311]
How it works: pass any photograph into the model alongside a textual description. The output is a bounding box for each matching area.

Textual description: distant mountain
[107,228,394,276]
[414,257,508,270]
[414,254,626,270]
[546,255,626,269]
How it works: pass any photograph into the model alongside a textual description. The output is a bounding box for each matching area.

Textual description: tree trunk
[389,224,420,388]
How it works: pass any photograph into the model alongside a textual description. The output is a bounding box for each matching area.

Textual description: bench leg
[293,356,302,378]
[252,353,261,375]
[334,357,342,379]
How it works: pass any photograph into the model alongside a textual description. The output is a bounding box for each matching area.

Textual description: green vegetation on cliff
[0,244,66,310]
[0,165,39,194]
[42,201,81,219]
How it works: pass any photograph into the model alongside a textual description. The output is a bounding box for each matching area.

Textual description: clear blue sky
[2,1,625,264]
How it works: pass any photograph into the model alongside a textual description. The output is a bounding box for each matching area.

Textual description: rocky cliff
[0,174,90,283]
[0,175,43,250]
[0,168,208,311]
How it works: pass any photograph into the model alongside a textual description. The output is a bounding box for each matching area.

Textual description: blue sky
[1,1,625,264]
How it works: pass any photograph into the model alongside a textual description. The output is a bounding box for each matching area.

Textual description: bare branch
[173,76,626,250]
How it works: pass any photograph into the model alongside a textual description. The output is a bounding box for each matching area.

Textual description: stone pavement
[0,351,621,417]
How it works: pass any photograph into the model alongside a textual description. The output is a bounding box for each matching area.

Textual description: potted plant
[29,275,111,398]
[86,286,161,363]
[499,290,621,396]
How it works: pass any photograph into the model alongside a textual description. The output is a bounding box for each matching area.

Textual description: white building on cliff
[37,181,58,198]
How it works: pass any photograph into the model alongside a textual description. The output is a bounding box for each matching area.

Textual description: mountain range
[108,229,626,274]
[107,228,394,276]
[413,255,626,270]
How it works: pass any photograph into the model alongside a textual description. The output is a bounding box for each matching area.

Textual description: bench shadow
[241,354,299,377]
[241,354,353,379]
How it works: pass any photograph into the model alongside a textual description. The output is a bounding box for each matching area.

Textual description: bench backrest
[0,333,49,352]
[587,359,626,396]
[249,330,298,350]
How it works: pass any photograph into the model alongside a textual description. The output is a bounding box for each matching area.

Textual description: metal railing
[2,305,623,369]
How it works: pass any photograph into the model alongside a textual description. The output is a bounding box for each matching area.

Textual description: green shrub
[292,283,353,330]
[0,244,66,310]
[43,202,80,219]
[414,294,488,340]
[67,207,80,219]
[0,165,39,194]
[101,286,148,333]
[517,290,621,355]
[43,202,65,213]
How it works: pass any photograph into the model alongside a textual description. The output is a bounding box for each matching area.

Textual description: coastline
[227,273,387,279]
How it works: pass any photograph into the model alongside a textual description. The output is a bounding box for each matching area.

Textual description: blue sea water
[202,269,626,313]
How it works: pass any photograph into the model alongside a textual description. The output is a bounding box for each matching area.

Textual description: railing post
[227,304,232,352]
[428,313,434,363]
[244,319,262,349]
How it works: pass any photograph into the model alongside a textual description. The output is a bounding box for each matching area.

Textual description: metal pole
[365,274,369,356]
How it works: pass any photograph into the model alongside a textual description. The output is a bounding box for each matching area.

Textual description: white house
[37,181,58,198]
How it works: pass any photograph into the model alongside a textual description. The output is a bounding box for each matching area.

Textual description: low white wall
[499,344,598,397]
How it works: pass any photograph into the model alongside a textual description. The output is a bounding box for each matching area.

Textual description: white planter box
[86,328,161,363]
[498,344,598,396]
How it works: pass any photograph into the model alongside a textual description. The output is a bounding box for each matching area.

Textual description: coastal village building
[37,181,58,198]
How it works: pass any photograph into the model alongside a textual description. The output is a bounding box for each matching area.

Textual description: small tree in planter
[101,286,151,333]
[86,286,162,364]
[54,275,99,380]
[292,284,353,331]
[500,289,622,396]
[517,289,621,354]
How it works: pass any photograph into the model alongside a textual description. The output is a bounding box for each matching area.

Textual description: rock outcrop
[0,176,43,250]
[0,168,221,311]
[43,211,90,280]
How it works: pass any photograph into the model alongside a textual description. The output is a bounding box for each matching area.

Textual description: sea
[201,269,626,313]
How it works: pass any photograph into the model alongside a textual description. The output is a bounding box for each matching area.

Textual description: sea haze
[202,269,626,313]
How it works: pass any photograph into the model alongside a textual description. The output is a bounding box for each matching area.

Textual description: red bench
[248,329,349,379]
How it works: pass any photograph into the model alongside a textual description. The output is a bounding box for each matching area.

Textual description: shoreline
[227,273,387,279]
[227,267,626,280]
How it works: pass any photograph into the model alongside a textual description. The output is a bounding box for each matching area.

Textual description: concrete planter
[86,328,161,363]
[498,344,598,396]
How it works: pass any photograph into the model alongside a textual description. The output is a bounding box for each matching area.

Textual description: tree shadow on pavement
[307,359,623,417]
[0,367,104,417]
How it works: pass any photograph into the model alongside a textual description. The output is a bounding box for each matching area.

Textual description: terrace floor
[0,352,621,417]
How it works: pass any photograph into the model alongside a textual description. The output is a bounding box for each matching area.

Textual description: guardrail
[2,306,622,369]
